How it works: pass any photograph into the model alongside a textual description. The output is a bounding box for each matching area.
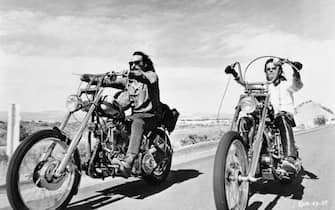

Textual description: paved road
[1,125,334,210]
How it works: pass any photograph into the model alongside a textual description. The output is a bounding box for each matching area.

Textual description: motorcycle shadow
[247,167,318,210]
[67,169,202,210]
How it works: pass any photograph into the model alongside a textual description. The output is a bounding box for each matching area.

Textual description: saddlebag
[159,103,179,133]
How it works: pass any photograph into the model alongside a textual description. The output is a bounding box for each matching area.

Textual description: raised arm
[103,73,127,89]
[288,61,303,92]
[80,72,127,89]
[225,65,246,87]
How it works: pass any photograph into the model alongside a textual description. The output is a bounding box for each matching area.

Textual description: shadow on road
[67,169,202,210]
[247,167,318,210]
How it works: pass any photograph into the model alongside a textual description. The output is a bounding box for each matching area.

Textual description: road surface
[0,125,334,210]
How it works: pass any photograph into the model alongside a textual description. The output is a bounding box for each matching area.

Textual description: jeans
[274,112,298,158]
[127,113,158,155]
[238,111,298,158]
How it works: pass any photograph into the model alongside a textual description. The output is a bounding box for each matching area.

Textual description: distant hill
[295,100,335,128]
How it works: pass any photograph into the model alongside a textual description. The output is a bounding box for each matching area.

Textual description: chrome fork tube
[230,95,243,131]
[248,94,270,177]
[55,89,103,177]
[60,111,71,130]
[40,112,72,161]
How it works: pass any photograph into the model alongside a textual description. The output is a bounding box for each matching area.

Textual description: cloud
[0,0,237,68]
[0,0,334,113]
[220,26,335,111]
[2,0,333,67]
[0,10,160,60]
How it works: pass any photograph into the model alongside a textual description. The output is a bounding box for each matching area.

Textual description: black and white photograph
[0,0,334,209]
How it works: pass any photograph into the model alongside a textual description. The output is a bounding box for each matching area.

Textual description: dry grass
[0,149,8,185]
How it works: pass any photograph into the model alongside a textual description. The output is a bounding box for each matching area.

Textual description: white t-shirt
[269,76,303,114]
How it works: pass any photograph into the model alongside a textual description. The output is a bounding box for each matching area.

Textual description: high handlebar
[79,71,129,83]
[225,56,302,87]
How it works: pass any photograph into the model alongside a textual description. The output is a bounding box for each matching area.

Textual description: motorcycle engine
[105,124,129,153]
[142,153,158,175]
[261,154,273,167]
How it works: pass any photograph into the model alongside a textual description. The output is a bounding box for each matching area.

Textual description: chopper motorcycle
[213,56,302,210]
[6,71,179,210]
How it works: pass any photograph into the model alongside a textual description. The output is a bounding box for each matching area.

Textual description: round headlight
[66,95,81,112]
[240,96,257,113]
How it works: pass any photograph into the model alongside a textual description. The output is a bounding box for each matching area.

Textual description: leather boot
[112,153,136,178]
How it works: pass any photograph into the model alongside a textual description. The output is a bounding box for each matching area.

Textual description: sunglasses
[266,67,277,72]
[129,60,142,66]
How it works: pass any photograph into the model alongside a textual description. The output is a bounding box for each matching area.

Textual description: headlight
[240,96,257,113]
[66,95,81,112]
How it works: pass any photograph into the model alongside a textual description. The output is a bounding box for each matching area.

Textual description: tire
[213,131,249,210]
[142,130,172,185]
[6,129,81,210]
[142,154,172,185]
[279,177,293,184]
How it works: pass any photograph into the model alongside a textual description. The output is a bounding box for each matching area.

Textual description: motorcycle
[213,56,302,210]
[6,71,179,210]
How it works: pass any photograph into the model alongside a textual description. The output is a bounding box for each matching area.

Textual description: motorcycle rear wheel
[142,130,172,185]
[213,131,249,210]
[142,154,172,185]
[6,129,81,210]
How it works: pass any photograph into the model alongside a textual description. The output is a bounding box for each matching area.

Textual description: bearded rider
[237,58,303,174]
[81,51,160,177]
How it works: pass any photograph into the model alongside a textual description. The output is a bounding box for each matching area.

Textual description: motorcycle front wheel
[6,129,81,210]
[213,131,249,210]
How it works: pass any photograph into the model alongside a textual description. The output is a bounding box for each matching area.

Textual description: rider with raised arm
[231,58,303,174]
[81,51,160,177]
[265,58,303,173]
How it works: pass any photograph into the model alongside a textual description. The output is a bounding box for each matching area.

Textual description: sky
[0,0,335,116]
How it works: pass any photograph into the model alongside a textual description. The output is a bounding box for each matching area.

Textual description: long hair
[132,51,155,72]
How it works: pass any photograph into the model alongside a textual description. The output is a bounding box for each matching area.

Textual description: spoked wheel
[142,130,172,185]
[213,131,249,210]
[6,130,81,210]
[142,153,172,185]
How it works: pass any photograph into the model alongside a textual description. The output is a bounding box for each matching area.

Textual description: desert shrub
[181,134,209,146]
[20,124,31,141]
[313,115,326,126]
[0,149,8,162]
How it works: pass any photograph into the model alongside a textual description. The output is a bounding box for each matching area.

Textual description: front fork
[52,89,104,177]
[234,96,270,182]
[38,112,72,162]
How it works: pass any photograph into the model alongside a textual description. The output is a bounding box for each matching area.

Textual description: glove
[224,65,238,78]
[129,70,143,79]
[292,61,303,71]
[80,74,91,82]
[273,58,286,66]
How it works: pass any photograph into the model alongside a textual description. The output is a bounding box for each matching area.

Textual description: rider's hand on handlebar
[224,65,238,78]
[107,71,118,81]
[129,70,143,79]
[80,74,91,82]
[273,58,287,66]
[292,61,303,71]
